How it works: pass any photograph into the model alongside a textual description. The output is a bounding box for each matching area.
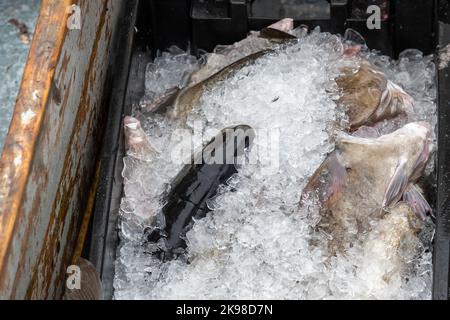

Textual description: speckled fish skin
[166,50,273,120]
[336,61,414,131]
[301,122,431,255]
[144,18,299,115]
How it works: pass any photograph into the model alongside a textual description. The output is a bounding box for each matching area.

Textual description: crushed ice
[114,29,436,300]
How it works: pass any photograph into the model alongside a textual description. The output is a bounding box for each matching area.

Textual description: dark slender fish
[259,27,298,41]
[146,125,256,261]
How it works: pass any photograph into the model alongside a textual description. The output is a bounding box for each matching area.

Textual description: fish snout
[124,116,141,130]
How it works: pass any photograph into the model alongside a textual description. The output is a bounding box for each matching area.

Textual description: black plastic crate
[88,0,450,300]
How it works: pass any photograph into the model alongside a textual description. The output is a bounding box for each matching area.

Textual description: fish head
[337,122,432,211]
[336,63,387,129]
[338,122,430,164]
[337,61,414,130]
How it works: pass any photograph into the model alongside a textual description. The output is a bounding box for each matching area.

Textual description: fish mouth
[124,116,140,130]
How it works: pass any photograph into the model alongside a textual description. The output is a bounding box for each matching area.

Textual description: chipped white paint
[32,90,39,101]
[21,109,36,126]
[0,0,125,300]
[0,174,11,201]
[13,154,22,167]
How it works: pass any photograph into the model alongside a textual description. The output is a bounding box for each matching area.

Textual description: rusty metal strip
[0,0,73,298]
[72,160,102,266]
[23,0,113,299]
[0,0,123,299]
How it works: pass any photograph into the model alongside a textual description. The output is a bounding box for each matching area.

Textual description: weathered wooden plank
[0,0,123,299]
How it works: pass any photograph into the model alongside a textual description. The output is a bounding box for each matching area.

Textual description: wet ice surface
[115,30,436,300]
[0,0,41,151]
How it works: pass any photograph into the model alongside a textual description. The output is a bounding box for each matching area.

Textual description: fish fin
[301,152,347,209]
[387,81,414,113]
[63,258,103,300]
[344,28,367,47]
[403,184,433,220]
[372,81,414,123]
[267,18,294,33]
[410,142,431,181]
[382,159,409,209]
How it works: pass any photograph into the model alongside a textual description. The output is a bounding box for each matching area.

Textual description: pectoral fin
[382,159,409,209]
[301,152,347,209]
[371,81,414,123]
[403,184,433,220]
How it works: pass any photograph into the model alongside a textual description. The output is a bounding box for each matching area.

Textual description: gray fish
[259,27,298,42]
[63,258,103,300]
[186,38,273,87]
[143,19,298,115]
[336,62,414,131]
[301,122,432,255]
[163,49,273,120]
